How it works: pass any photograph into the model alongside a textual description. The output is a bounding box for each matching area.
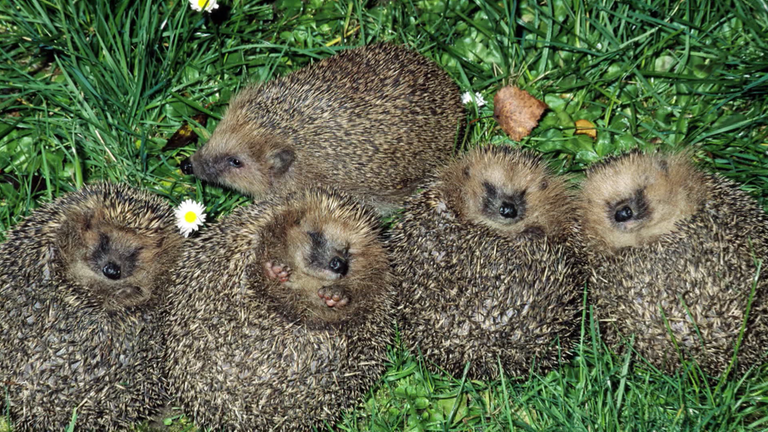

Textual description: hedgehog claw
[265,261,291,283]
[318,288,349,308]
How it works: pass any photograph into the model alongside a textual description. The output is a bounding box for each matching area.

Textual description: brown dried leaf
[163,113,209,151]
[575,119,597,140]
[493,86,547,141]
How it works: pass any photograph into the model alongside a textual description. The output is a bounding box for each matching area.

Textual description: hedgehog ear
[267,148,295,177]
[656,159,669,175]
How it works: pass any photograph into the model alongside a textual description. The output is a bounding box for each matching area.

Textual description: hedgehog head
[189,89,296,198]
[259,188,389,325]
[578,151,707,251]
[439,145,574,240]
[52,185,181,310]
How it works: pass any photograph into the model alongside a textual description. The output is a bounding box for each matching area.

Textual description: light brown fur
[579,151,708,251]
[439,145,574,241]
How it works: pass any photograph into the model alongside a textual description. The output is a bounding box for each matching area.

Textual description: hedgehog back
[230,43,464,202]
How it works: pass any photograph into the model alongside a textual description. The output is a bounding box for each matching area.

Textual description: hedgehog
[0,183,182,430]
[578,151,768,375]
[164,187,394,431]
[182,43,465,213]
[388,145,584,379]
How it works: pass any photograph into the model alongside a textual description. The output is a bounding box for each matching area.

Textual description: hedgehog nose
[180,158,194,175]
[102,262,122,280]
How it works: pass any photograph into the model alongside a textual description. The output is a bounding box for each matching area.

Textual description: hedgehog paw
[318,287,349,308]
[265,261,291,283]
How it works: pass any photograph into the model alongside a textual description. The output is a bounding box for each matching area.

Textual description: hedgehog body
[579,151,768,374]
[164,188,393,430]
[187,43,464,213]
[389,145,583,379]
[0,183,181,430]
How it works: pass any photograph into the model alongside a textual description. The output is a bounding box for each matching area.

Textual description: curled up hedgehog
[0,183,182,430]
[164,187,394,430]
[388,145,584,379]
[578,151,768,375]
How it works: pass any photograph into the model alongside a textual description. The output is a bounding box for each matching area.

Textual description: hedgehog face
[441,147,572,240]
[189,113,296,198]
[261,196,388,323]
[284,211,378,289]
[56,208,176,310]
[579,152,706,251]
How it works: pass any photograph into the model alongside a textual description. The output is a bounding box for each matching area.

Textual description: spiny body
[389,145,583,379]
[579,151,768,374]
[0,183,182,430]
[164,188,394,430]
[187,43,464,213]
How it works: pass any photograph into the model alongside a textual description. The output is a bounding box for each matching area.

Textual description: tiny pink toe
[338,298,348,307]
[325,298,336,307]
[264,262,277,279]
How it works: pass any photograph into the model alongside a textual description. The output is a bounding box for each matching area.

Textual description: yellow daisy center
[184,211,198,223]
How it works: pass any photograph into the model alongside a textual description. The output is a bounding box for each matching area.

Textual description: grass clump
[1,0,766,430]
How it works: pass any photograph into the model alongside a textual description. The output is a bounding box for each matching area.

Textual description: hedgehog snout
[499,201,518,218]
[102,262,122,280]
[179,157,194,175]
[328,256,349,276]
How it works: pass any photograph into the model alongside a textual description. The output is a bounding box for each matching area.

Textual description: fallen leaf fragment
[493,86,547,141]
[575,119,597,140]
[163,113,209,151]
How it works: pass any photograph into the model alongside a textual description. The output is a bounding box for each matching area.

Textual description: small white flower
[461,91,486,107]
[175,199,207,237]
[189,0,219,12]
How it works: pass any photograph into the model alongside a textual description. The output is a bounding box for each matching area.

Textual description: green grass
[1,0,767,430]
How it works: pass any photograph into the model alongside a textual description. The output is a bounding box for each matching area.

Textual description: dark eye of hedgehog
[614,205,634,222]
[328,256,349,276]
[227,156,243,168]
[499,202,517,219]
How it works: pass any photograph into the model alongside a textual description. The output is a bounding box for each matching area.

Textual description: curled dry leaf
[493,86,548,141]
[575,119,597,140]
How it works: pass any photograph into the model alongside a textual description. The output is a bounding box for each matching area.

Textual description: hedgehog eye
[614,206,634,222]
[102,262,122,280]
[328,256,348,276]
[499,202,517,219]
[227,157,243,168]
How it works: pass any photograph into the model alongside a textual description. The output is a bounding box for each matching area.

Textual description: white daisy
[461,91,486,107]
[189,0,219,12]
[175,199,207,237]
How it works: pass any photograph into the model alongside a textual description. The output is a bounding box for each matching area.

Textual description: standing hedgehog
[389,145,583,379]
[579,151,768,374]
[183,43,464,213]
[0,183,182,430]
[164,188,393,430]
